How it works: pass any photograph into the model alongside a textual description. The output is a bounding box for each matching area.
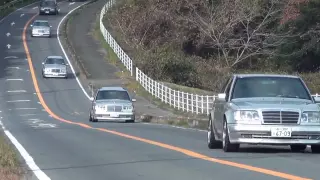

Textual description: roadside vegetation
[0,134,24,180]
[0,0,37,19]
[103,0,320,94]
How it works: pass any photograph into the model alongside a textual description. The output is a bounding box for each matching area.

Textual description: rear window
[40,1,55,6]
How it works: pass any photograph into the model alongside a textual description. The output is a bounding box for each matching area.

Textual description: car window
[96,90,130,101]
[40,1,55,6]
[231,76,311,100]
[45,58,65,65]
[33,21,49,27]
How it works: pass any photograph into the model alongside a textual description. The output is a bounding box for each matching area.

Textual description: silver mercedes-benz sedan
[42,56,68,78]
[208,74,320,153]
[89,87,136,123]
[30,20,52,37]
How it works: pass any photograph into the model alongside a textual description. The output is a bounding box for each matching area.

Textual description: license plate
[52,73,58,76]
[110,113,119,118]
[45,11,49,13]
[271,127,292,137]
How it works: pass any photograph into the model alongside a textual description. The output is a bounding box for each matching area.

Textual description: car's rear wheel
[311,145,320,153]
[222,121,239,152]
[207,116,222,149]
[290,145,306,152]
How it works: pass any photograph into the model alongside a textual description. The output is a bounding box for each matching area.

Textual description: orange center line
[21,14,312,180]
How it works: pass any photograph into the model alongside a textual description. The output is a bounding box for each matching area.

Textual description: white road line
[11,22,15,26]
[15,108,37,110]
[32,6,38,9]
[7,100,30,102]
[20,13,24,17]
[4,56,18,59]
[69,2,75,5]
[57,2,91,100]
[5,67,20,70]
[1,2,51,179]
[7,44,11,49]
[6,32,11,37]
[0,121,50,180]
[6,79,23,81]
[7,90,27,93]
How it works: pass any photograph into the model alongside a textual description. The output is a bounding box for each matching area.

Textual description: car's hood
[44,64,66,69]
[232,98,319,111]
[95,99,132,106]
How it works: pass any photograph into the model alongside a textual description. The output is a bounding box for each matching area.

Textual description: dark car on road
[39,0,59,15]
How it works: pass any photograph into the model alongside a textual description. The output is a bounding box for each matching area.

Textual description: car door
[213,76,233,137]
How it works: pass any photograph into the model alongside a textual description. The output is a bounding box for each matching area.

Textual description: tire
[222,121,239,152]
[125,116,135,123]
[290,145,306,152]
[207,115,222,149]
[311,145,320,153]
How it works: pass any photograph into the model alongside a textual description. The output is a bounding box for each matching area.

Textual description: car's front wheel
[222,121,239,152]
[207,116,221,149]
[290,145,306,152]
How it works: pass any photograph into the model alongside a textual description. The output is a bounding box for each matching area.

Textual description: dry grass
[0,134,24,180]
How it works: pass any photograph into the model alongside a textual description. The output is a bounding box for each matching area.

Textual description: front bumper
[228,124,320,145]
[32,32,50,37]
[93,112,135,121]
[39,9,56,14]
[43,72,67,78]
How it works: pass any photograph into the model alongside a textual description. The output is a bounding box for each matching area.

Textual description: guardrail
[99,0,320,115]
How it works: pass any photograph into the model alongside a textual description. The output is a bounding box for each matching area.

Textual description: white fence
[99,0,320,115]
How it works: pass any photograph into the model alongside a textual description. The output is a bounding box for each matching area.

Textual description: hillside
[104,0,320,93]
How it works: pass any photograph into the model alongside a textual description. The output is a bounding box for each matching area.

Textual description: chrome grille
[51,69,60,73]
[262,111,299,124]
[107,106,122,112]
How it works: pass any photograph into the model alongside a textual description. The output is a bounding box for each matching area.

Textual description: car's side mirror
[217,93,226,101]
[132,98,136,102]
[89,97,94,101]
[30,24,33,27]
[42,62,44,65]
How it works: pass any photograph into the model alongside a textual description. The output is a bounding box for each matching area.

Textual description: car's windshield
[45,58,65,65]
[40,1,55,6]
[96,90,130,101]
[33,21,49,27]
[231,76,311,100]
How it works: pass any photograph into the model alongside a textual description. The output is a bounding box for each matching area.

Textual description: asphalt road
[0,1,320,180]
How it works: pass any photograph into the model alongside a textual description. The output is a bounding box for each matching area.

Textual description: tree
[183,0,290,67]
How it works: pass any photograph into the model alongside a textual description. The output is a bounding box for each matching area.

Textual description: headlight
[301,111,320,125]
[60,68,66,73]
[123,105,133,111]
[234,110,261,124]
[94,104,105,111]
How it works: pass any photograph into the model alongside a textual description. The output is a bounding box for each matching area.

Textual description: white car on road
[30,20,52,37]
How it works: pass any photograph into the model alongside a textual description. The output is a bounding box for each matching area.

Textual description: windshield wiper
[276,95,299,98]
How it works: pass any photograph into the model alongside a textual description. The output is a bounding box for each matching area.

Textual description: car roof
[46,56,63,59]
[99,87,127,91]
[234,74,300,79]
